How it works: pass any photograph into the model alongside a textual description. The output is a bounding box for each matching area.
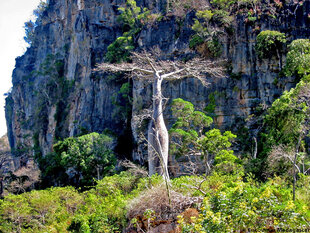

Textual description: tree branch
[161,68,186,79]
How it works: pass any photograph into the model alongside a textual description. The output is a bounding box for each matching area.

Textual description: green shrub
[262,78,309,154]
[189,34,204,49]
[105,35,134,63]
[206,37,222,58]
[190,10,224,58]
[178,176,309,232]
[285,39,310,78]
[170,98,238,175]
[38,132,116,188]
[256,30,286,59]
[0,187,82,233]
[105,0,149,63]
[54,132,116,188]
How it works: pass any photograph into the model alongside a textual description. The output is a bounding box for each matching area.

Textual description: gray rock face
[5,0,310,171]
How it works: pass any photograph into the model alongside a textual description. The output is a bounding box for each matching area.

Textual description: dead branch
[120,159,148,177]
[95,50,226,83]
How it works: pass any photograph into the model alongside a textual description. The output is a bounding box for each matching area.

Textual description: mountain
[5,0,310,177]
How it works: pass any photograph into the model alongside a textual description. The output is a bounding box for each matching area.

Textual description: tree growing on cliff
[170,98,238,175]
[23,0,48,45]
[255,30,286,69]
[97,50,224,181]
[262,39,310,200]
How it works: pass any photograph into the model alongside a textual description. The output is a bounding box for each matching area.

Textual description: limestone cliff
[5,0,310,173]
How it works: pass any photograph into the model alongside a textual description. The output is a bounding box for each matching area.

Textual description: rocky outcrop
[5,0,310,173]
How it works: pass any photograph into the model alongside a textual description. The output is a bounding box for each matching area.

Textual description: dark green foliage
[256,39,310,179]
[259,38,310,157]
[105,0,150,63]
[105,35,134,63]
[256,30,286,59]
[189,34,204,49]
[36,132,116,189]
[262,79,308,151]
[37,151,69,187]
[190,9,225,58]
[53,132,116,188]
[258,77,310,180]
[206,37,222,58]
[112,81,132,122]
[204,93,216,116]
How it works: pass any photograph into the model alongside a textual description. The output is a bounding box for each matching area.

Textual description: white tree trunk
[148,74,169,181]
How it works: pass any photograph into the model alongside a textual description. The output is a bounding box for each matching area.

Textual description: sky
[0,0,42,137]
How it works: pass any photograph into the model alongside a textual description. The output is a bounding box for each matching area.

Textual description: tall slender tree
[97,50,224,181]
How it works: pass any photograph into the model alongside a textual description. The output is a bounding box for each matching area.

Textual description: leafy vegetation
[178,175,310,232]
[258,39,310,180]
[111,81,132,122]
[37,132,116,188]
[3,93,310,232]
[189,9,225,58]
[10,1,310,232]
[105,0,150,63]
[262,78,309,154]
[285,39,310,78]
[249,38,310,201]
[170,98,239,175]
[0,172,162,233]
[1,171,309,232]
[256,30,286,60]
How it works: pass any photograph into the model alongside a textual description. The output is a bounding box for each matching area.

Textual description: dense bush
[256,30,286,59]
[0,187,82,232]
[0,172,163,233]
[257,40,310,179]
[262,78,309,152]
[38,132,116,188]
[54,132,116,187]
[1,172,309,232]
[178,175,309,232]
[285,39,310,78]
